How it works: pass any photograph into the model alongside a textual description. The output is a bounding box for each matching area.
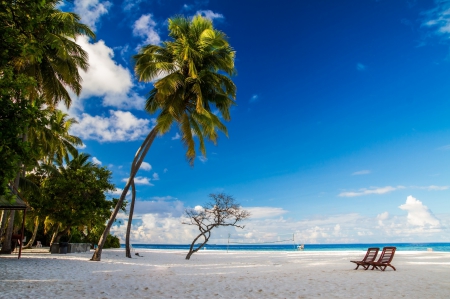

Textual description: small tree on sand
[183,193,250,260]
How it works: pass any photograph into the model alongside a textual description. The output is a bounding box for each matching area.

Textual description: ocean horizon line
[120,242,450,252]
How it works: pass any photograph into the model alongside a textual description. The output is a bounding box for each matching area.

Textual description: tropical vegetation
[0,0,120,253]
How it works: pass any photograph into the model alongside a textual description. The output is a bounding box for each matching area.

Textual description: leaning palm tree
[91,15,237,261]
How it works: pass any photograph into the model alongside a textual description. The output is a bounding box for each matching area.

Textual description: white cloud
[122,0,143,11]
[110,199,450,244]
[377,211,389,226]
[249,94,259,103]
[92,157,102,165]
[356,63,366,71]
[195,10,224,21]
[338,186,405,197]
[149,196,177,201]
[140,162,152,171]
[152,173,160,180]
[351,170,370,175]
[422,3,450,36]
[122,176,153,186]
[163,168,168,173]
[198,156,208,163]
[172,133,181,140]
[244,207,287,219]
[73,0,111,31]
[74,36,145,110]
[412,185,449,191]
[110,188,123,196]
[71,110,153,142]
[399,195,440,227]
[133,14,161,47]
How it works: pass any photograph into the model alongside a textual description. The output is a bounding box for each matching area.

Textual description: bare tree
[183,193,250,260]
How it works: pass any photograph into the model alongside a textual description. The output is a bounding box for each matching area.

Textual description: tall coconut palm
[91,15,237,261]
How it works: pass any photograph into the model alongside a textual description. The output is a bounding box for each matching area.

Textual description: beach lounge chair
[368,246,396,271]
[350,247,379,270]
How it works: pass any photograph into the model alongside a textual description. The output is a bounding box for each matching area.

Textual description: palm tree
[1,0,94,253]
[91,15,237,261]
[29,107,83,164]
[9,0,95,107]
[2,0,95,251]
[20,108,82,248]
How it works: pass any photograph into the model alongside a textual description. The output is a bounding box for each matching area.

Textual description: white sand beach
[1,249,449,298]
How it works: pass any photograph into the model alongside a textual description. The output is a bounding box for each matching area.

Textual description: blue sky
[61,0,450,244]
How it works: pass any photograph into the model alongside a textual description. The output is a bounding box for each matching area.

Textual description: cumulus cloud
[377,211,389,226]
[133,14,161,47]
[399,195,440,227]
[109,188,123,196]
[109,198,449,244]
[92,157,102,165]
[73,0,111,31]
[195,10,224,21]
[352,170,370,175]
[121,176,153,186]
[71,110,154,142]
[74,36,146,110]
[140,162,152,171]
[198,156,208,163]
[172,133,181,140]
[339,186,405,197]
[152,173,160,180]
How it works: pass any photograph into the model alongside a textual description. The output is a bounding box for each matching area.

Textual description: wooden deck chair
[367,246,396,271]
[350,247,379,270]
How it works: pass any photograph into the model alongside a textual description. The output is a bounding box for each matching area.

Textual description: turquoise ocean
[122,243,450,252]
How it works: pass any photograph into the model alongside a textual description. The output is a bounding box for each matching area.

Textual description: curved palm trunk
[91,128,157,261]
[0,210,9,241]
[0,211,16,253]
[23,216,39,249]
[49,223,60,248]
[125,180,136,258]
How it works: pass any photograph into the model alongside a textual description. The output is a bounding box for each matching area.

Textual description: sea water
[122,243,450,252]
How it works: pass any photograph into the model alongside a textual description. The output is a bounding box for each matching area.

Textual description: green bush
[104,234,120,248]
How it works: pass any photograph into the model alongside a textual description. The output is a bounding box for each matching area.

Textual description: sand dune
[1,249,449,298]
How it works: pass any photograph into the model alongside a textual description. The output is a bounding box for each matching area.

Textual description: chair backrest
[377,247,396,263]
[363,247,379,262]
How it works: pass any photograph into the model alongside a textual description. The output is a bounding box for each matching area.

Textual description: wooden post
[18,209,26,259]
